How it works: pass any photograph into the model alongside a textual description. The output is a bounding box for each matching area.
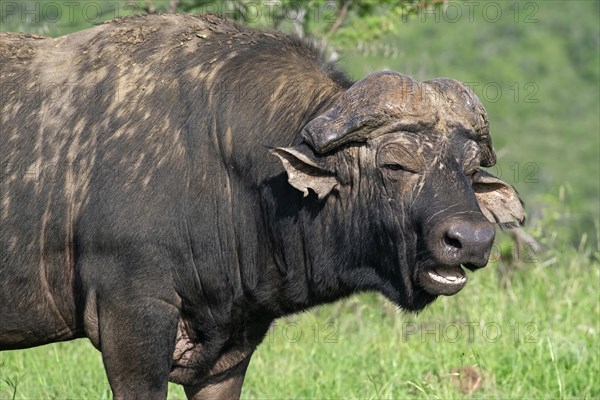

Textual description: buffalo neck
[257,180,362,317]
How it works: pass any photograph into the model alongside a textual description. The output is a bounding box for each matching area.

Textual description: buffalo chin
[397,291,438,312]
[387,280,439,312]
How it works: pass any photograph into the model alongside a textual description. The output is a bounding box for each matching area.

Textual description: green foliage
[0,1,135,36]
[0,1,442,39]
[168,0,443,41]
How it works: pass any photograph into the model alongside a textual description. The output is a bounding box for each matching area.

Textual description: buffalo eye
[381,163,417,174]
[383,163,405,171]
[377,141,422,175]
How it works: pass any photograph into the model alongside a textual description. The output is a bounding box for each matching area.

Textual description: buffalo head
[272,72,524,311]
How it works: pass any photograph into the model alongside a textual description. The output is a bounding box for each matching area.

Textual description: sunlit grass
[1,241,598,399]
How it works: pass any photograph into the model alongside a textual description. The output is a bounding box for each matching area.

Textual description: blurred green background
[1,1,598,399]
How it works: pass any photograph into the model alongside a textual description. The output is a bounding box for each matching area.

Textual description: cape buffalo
[0,13,524,399]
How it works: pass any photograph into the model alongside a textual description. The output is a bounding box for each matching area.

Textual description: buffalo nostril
[444,234,462,250]
[445,225,468,249]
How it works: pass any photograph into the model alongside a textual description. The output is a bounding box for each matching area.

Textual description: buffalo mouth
[419,264,467,296]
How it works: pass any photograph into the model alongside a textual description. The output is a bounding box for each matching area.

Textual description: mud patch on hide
[110,25,159,46]
[0,33,46,60]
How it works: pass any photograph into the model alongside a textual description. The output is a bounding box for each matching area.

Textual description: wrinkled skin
[0,14,524,400]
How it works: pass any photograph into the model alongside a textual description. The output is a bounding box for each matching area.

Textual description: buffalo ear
[270,146,339,200]
[473,170,525,227]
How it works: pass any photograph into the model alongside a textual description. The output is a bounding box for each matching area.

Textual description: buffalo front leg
[96,294,180,400]
[184,354,252,400]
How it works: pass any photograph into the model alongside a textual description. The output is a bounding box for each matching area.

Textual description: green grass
[1,227,598,398]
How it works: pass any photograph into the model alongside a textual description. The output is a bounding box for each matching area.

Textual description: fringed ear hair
[473,170,525,227]
[270,145,339,200]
